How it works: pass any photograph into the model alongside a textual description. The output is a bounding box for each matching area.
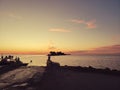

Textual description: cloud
[48,46,56,50]
[0,11,22,20]
[8,13,22,20]
[71,45,120,55]
[112,34,120,43]
[49,28,71,32]
[86,20,96,29]
[71,19,97,29]
[96,45,120,51]
[71,19,85,24]
[48,41,57,50]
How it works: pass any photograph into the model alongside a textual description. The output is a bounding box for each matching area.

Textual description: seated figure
[46,54,60,68]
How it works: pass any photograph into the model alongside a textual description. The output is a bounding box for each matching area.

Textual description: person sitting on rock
[47,54,52,67]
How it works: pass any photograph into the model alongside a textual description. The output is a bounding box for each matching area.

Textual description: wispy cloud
[86,20,96,29]
[71,19,97,29]
[0,11,22,20]
[49,28,71,32]
[8,13,22,20]
[112,34,120,43]
[91,45,120,53]
[71,19,85,24]
[71,45,120,55]
[48,41,57,50]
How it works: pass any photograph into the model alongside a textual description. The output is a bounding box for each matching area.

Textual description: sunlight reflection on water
[3,55,120,70]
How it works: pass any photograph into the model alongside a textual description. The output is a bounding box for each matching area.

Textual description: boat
[0,55,28,66]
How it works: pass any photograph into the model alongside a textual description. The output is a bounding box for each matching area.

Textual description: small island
[48,51,71,56]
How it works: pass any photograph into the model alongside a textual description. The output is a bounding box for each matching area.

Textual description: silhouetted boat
[0,62,28,66]
[0,55,28,66]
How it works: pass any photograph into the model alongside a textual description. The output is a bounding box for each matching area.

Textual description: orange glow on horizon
[0,45,120,55]
[0,48,72,55]
[0,49,47,55]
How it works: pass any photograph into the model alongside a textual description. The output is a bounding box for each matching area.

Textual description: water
[1,55,120,70]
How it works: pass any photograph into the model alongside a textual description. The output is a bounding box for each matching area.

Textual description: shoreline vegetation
[0,54,120,90]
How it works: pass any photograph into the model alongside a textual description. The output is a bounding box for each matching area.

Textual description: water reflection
[8,55,120,70]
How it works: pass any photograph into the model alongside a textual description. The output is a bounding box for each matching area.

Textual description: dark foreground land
[0,66,120,90]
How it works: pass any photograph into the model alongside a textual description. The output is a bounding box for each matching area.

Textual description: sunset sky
[0,0,120,55]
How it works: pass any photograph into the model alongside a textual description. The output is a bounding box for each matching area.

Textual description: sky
[0,0,120,55]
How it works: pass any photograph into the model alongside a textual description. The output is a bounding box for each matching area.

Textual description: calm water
[1,55,120,70]
[15,55,120,70]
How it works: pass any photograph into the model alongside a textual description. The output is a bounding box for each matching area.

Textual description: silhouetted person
[17,57,20,61]
[1,56,7,62]
[15,57,18,62]
[1,55,4,60]
[15,57,22,64]
[48,54,51,60]
[47,54,60,68]
[47,54,52,67]
[30,60,32,63]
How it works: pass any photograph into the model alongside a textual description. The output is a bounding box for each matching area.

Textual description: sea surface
[1,55,120,70]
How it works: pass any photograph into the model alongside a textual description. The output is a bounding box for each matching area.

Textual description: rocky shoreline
[0,65,120,90]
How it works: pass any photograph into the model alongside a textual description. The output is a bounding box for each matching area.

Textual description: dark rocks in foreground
[0,65,120,90]
[36,65,120,90]
[60,66,120,76]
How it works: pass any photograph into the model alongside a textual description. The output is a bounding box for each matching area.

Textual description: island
[48,51,71,56]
